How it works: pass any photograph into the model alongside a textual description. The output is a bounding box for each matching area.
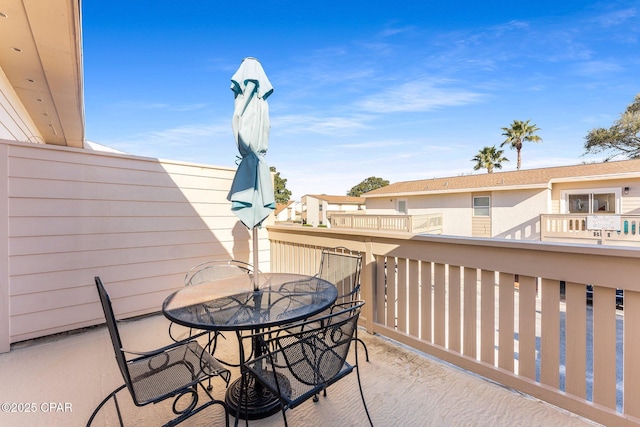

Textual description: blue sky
[82,1,640,200]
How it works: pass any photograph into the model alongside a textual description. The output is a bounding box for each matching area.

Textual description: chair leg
[356,337,370,362]
[355,365,374,427]
[87,384,126,427]
[281,405,289,427]
[354,329,373,426]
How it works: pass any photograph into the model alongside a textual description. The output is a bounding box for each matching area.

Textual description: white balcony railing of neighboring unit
[541,214,640,244]
[268,225,640,427]
[330,213,443,234]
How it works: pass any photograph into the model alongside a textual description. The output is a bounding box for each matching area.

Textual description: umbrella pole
[252,227,259,290]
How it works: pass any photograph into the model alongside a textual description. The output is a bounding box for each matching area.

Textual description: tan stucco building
[364,160,640,244]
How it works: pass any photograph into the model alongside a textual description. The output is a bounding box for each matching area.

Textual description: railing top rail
[268,224,640,289]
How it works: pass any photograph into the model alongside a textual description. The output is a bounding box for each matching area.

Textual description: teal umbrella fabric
[227,57,276,229]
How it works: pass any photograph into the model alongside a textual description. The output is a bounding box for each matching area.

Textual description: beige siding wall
[1,139,269,350]
[471,192,491,237]
[367,193,471,236]
[329,203,361,212]
[0,143,9,351]
[492,189,548,240]
[622,189,640,215]
[364,197,395,213]
[413,193,470,236]
[0,68,43,143]
[304,196,321,226]
[551,179,640,214]
[472,216,491,237]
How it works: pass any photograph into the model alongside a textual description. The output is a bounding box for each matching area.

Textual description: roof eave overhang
[1,0,84,148]
[549,171,640,184]
[363,183,550,198]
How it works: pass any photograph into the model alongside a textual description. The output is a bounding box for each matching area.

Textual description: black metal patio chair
[184,259,255,287]
[169,260,255,363]
[236,300,373,427]
[88,277,231,427]
[318,247,362,305]
[317,247,369,361]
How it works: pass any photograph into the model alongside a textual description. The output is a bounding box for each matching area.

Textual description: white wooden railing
[541,214,640,245]
[330,213,443,234]
[268,225,640,426]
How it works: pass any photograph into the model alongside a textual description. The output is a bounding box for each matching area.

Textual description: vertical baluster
[463,267,477,358]
[434,263,446,347]
[624,290,640,418]
[397,258,408,333]
[408,259,420,338]
[375,254,386,326]
[480,269,495,365]
[421,261,433,343]
[565,281,587,399]
[592,285,616,409]
[386,256,397,329]
[449,265,461,353]
[498,272,515,372]
[518,275,537,380]
[540,278,560,388]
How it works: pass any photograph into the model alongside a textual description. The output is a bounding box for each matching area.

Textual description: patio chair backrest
[279,302,360,388]
[94,277,134,395]
[243,300,372,426]
[185,259,253,287]
[318,248,362,304]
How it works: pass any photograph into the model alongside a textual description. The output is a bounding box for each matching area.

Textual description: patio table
[162,272,338,420]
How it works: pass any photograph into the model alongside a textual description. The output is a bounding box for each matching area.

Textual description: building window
[564,189,619,214]
[397,199,407,215]
[473,196,490,217]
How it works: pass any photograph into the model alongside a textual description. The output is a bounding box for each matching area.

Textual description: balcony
[0,311,590,426]
[541,214,640,245]
[330,213,443,234]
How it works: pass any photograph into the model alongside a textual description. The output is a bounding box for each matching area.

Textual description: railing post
[361,238,375,334]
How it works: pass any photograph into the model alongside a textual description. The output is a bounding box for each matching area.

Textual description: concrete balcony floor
[0,314,597,427]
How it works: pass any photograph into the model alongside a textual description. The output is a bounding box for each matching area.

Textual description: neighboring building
[301,194,365,227]
[363,160,640,245]
[275,201,301,223]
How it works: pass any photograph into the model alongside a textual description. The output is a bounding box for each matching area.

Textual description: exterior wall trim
[0,143,9,352]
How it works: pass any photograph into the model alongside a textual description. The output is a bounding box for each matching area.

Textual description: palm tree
[500,119,542,170]
[472,146,509,173]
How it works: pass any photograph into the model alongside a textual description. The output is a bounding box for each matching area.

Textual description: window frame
[473,196,491,217]
[396,199,407,215]
[561,188,621,214]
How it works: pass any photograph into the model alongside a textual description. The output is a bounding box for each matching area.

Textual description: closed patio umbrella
[227,57,275,289]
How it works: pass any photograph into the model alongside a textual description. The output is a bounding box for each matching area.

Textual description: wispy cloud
[490,20,531,35]
[378,23,417,38]
[574,60,624,76]
[592,7,637,27]
[273,114,371,135]
[144,123,228,141]
[102,121,232,157]
[109,100,209,112]
[335,139,410,149]
[357,78,485,113]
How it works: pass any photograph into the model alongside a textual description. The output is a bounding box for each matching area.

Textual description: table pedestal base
[225,374,288,420]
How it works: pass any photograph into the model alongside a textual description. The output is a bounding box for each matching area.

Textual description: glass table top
[162,272,338,331]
